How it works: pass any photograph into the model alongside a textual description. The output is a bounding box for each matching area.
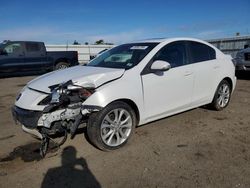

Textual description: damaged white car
[12,38,236,156]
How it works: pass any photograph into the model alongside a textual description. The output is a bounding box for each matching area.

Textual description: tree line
[73,39,113,45]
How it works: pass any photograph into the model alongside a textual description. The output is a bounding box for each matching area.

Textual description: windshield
[87,42,159,69]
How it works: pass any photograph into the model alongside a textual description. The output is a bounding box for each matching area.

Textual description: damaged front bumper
[12,106,42,129]
[12,104,103,157]
[12,106,43,140]
[12,104,103,132]
[12,80,104,157]
[12,104,103,135]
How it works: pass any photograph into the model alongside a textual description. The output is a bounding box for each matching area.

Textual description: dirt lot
[0,74,250,188]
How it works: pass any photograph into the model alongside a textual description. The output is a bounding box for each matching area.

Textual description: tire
[210,80,231,111]
[87,101,137,151]
[54,62,69,70]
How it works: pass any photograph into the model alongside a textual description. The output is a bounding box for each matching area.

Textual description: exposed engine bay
[13,80,101,157]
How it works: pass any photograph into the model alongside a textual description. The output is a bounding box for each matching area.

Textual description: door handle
[184,71,193,76]
[213,65,220,69]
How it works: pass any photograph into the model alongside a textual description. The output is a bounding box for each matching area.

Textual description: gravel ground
[0,74,250,188]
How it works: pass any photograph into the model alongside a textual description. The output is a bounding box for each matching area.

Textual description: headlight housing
[38,80,95,106]
[38,95,52,105]
[16,85,27,101]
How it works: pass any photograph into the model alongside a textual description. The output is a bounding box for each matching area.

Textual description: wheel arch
[223,77,233,90]
[215,77,233,93]
[209,77,233,110]
[108,98,140,124]
[210,76,234,103]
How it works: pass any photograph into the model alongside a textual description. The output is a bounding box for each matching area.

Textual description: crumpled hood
[28,66,125,93]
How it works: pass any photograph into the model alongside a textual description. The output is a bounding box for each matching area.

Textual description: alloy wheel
[100,108,132,147]
[217,83,230,108]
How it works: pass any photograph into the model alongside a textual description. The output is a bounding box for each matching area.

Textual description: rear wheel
[87,101,136,151]
[54,62,69,70]
[210,80,231,111]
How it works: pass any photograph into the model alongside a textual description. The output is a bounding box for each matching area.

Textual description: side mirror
[151,60,171,72]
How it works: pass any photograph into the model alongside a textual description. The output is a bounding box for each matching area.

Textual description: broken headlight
[38,82,95,106]
[38,95,52,105]
[39,81,95,106]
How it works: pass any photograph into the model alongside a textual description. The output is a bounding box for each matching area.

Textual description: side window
[153,41,187,68]
[26,43,41,52]
[4,43,22,54]
[189,41,216,63]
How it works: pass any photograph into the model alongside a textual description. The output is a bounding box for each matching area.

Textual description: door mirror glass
[151,60,171,72]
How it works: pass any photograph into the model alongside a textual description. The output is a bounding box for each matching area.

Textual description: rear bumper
[232,76,237,92]
[12,106,42,129]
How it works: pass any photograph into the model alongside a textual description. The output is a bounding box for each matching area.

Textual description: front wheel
[210,80,231,111]
[87,101,137,151]
[54,62,69,70]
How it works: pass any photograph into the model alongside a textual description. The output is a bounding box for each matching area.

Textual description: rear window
[188,41,216,63]
[26,43,41,52]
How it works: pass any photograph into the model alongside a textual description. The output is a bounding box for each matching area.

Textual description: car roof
[133,37,225,57]
[137,37,209,44]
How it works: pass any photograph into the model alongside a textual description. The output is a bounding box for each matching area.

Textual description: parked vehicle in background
[235,47,250,72]
[12,38,236,156]
[0,41,79,77]
[90,48,108,60]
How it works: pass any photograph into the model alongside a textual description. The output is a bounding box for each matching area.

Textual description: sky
[0,0,249,44]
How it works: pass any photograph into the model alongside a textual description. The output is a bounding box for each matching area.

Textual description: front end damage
[12,80,102,157]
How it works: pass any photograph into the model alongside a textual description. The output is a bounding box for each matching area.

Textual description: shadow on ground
[41,146,101,188]
[0,126,88,163]
[0,141,60,162]
[0,142,42,162]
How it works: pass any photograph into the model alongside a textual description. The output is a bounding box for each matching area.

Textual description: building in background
[207,35,250,58]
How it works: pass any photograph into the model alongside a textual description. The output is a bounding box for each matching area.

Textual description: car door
[141,41,194,122]
[187,41,218,106]
[0,42,25,74]
[23,42,48,72]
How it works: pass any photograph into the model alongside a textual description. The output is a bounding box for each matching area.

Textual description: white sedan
[12,38,236,155]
